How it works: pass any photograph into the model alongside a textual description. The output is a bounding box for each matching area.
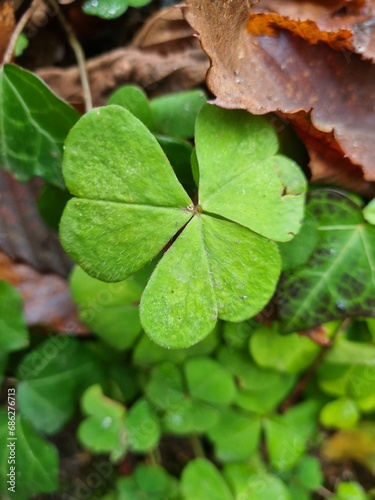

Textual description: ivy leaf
[278,190,375,332]
[0,64,79,187]
[0,413,59,499]
[0,281,29,353]
[60,104,306,348]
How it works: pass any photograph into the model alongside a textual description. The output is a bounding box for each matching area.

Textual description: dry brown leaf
[185,0,375,190]
[253,0,375,62]
[131,5,198,53]
[38,46,208,106]
[247,13,353,51]
[322,424,375,474]
[0,0,15,62]
[0,252,86,333]
[299,325,331,346]
[0,171,71,276]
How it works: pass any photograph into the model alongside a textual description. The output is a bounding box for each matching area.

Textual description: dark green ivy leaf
[278,190,375,332]
[0,64,79,187]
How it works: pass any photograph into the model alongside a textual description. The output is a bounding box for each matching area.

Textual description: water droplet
[335,300,347,311]
[101,416,112,428]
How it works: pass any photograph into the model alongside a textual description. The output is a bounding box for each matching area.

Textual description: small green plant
[60,101,306,348]
[1,66,375,498]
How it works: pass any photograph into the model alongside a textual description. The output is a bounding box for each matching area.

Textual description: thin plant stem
[3,0,42,64]
[45,0,92,111]
[190,435,205,457]
[280,318,351,412]
[147,448,161,466]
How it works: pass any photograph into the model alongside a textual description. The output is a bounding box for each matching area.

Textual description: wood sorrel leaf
[278,190,375,333]
[0,64,79,187]
[196,105,306,242]
[61,103,304,347]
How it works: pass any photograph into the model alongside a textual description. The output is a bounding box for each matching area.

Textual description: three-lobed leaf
[60,103,306,347]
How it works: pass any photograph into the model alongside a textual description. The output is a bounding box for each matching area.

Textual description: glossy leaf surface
[0,64,79,187]
[278,190,375,332]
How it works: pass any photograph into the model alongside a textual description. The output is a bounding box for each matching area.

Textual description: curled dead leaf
[185,0,375,192]
[0,0,15,62]
[0,252,86,333]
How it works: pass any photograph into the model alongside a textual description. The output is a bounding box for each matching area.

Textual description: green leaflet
[278,190,375,332]
[61,104,306,347]
[182,458,233,500]
[140,215,280,348]
[196,105,306,242]
[0,413,59,499]
[0,281,29,353]
[0,64,79,187]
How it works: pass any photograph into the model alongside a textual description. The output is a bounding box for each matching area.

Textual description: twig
[3,0,42,65]
[280,318,351,412]
[317,486,334,498]
[45,0,92,111]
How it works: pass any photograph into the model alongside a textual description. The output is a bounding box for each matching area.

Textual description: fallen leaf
[0,171,71,276]
[0,0,15,62]
[300,325,331,346]
[322,423,375,475]
[251,0,375,62]
[185,0,375,189]
[0,170,84,333]
[0,252,86,333]
[38,46,208,107]
[131,6,197,53]
[38,6,208,107]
